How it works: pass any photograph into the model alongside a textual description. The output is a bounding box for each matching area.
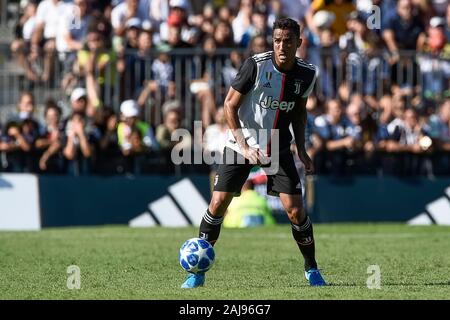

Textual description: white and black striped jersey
[227,51,317,156]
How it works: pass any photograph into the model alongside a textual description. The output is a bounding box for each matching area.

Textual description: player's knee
[208,194,230,217]
[285,206,306,225]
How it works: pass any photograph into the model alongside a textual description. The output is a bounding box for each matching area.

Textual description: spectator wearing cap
[111,0,150,37]
[123,18,142,50]
[117,100,159,156]
[158,0,198,45]
[69,88,89,116]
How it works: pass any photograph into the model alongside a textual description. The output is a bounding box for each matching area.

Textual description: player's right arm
[224,88,267,164]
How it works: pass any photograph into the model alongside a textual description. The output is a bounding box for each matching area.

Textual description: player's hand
[242,146,269,165]
[298,150,314,175]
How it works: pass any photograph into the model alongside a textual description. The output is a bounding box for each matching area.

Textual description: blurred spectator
[11,1,39,82]
[213,21,235,48]
[232,0,253,46]
[383,105,432,175]
[158,0,198,45]
[311,0,356,37]
[111,0,150,37]
[189,36,219,127]
[123,28,156,99]
[247,34,270,56]
[425,99,450,174]
[417,17,450,101]
[56,0,91,75]
[137,48,176,123]
[383,0,426,88]
[159,24,192,49]
[63,111,97,176]
[0,121,32,172]
[315,99,358,174]
[93,107,122,174]
[31,0,69,83]
[304,95,323,162]
[426,99,450,150]
[224,179,275,228]
[340,11,384,96]
[222,50,243,92]
[308,13,341,98]
[203,106,228,172]
[77,28,118,106]
[35,100,64,173]
[446,4,450,41]
[2,92,41,172]
[156,109,183,151]
[117,99,158,155]
[247,10,272,46]
[281,0,312,24]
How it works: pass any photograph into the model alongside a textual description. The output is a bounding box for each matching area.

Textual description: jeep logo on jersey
[260,96,295,112]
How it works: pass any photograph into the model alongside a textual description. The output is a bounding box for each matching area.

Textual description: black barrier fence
[36,175,450,227]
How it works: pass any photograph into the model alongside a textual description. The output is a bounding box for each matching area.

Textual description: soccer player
[181,18,326,288]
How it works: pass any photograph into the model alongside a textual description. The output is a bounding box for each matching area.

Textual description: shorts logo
[260,96,295,112]
[214,175,219,186]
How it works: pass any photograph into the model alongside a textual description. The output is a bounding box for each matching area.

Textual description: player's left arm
[291,97,314,175]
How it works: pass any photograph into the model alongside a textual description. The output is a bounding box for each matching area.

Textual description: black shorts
[213,147,301,197]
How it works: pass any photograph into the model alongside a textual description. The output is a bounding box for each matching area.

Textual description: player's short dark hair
[273,18,300,39]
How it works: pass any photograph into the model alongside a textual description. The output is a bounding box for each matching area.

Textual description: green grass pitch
[1,224,450,299]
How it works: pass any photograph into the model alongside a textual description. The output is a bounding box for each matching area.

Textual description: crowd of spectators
[1,0,450,177]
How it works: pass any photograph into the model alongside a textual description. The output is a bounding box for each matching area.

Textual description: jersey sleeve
[231,57,257,95]
[302,66,318,98]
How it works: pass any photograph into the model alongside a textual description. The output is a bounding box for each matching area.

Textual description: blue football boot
[305,268,327,287]
[181,272,205,289]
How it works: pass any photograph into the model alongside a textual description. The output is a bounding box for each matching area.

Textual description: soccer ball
[179,238,215,274]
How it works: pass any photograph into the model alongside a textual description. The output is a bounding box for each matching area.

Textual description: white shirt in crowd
[56,3,90,53]
[35,0,71,39]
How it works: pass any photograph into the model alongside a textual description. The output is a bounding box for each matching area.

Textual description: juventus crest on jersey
[227,51,317,156]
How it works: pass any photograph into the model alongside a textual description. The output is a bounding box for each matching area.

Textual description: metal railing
[1,47,449,126]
